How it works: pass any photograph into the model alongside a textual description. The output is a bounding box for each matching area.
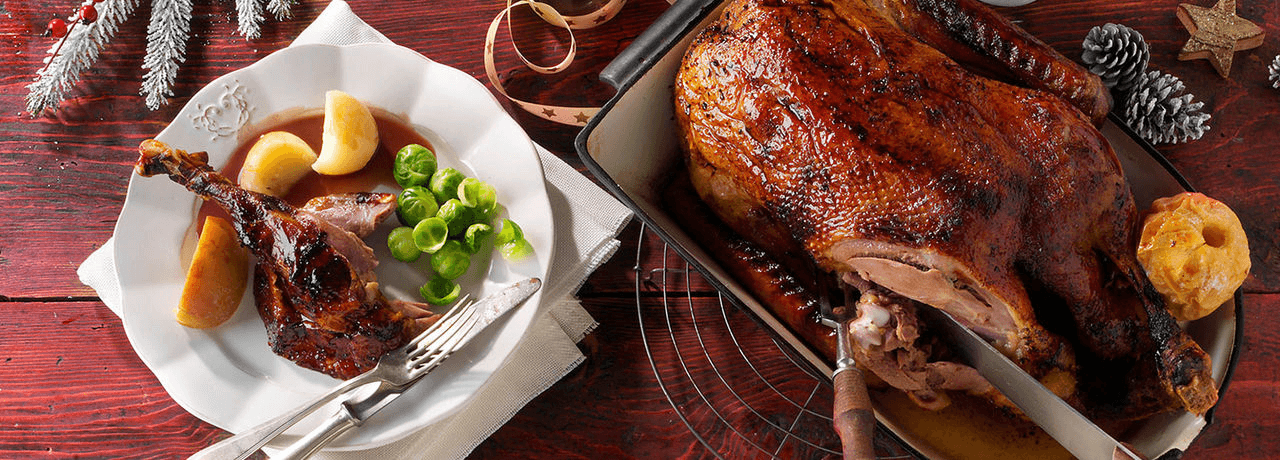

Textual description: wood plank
[1011,1,1280,291]
[1182,292,1280,458]
[0,301,221,458]
[0,294,1274,457]
[480,293,1280,459]
[1,0,1277,458]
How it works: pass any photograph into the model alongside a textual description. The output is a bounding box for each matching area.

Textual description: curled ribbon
[540,0,626,29]
[485,0,626,126]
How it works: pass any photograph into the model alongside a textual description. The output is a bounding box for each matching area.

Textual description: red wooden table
[1,0,1277,458]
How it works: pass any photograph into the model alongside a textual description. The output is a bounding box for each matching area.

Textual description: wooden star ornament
[1177,0,1265,78]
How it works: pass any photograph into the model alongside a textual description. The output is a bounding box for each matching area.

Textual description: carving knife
[190,278,542,460]
[916,306,1145,460]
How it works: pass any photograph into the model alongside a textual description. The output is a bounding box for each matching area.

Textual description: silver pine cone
[1122,70,1211,145]
[1270,55,1280,89]
[1082,23,1150,93]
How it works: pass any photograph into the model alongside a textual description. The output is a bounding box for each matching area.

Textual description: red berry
[47,18,67,38]
[78,4,97,24]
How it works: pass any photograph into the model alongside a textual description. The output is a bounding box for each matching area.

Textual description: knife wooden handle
[832,366,876,460]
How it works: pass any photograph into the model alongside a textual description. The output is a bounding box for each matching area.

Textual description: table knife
[916,306,1144,460]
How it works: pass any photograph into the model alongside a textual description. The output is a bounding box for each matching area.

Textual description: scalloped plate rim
[113,42,554,450]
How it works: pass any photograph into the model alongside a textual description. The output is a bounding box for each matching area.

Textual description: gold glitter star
[1176,0,1265,78]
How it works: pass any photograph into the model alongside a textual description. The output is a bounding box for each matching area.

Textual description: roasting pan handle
[599,0,722,90]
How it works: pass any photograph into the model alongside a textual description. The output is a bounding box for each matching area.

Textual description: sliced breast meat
[846,287,1002,411]
[302,192,398,238]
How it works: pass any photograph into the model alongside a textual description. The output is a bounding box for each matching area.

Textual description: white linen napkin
[77,1,632,457]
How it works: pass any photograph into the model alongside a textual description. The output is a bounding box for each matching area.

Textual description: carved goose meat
[673,0,1217,418]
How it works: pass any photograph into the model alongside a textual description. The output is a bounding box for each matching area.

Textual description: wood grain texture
[0,0,1276,458]
[0,301,222,458]
[1012,0,1280,291]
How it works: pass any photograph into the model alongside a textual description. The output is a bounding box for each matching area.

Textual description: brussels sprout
[436,198,475,237]
[495,219,532,261]
[393,144,437,188]
[397,186,439,227]
[420,277,460,306]
[497,238,533,261]
[495,218,524,245]
[475,203,503,224]
[463,223,493,254]
[429,167,465,203]
[457,177,497,210]
[386,226,421,262]
[412,217,449,253]
[430,240,471,280]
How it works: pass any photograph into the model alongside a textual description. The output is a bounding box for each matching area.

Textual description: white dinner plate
[114,43,553,449]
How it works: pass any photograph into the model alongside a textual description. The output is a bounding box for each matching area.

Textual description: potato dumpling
[238,131,318,197]
[312,90,379,175]
[177,216,249,328]
[1137,192,1250,321]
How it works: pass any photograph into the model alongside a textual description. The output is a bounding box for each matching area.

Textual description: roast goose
[672,0,1217,420]
[137,140,439,379]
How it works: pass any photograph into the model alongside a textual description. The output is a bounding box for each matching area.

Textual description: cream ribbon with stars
[485,0,626,126]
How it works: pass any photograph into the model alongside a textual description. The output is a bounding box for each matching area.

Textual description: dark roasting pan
[574,0,1243,457]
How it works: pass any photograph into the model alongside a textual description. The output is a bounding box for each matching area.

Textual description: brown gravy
[196,109,431,229]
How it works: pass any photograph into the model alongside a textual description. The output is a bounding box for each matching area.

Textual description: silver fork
[189,295,480,460]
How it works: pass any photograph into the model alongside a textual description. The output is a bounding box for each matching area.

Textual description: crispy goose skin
[673,0,1216,417]
[854,0,1112,125]
[137,140,435,379]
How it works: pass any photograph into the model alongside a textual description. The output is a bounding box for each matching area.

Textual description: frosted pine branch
[27,0,297,115]
[141,0,194,110]
[268,0,296,20]
[25,0,142,116]
[236,0,265,39]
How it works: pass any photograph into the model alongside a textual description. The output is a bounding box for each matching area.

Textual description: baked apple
[1137,192,1250,321]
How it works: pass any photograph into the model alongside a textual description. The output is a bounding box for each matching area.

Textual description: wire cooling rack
[630,223,917,459]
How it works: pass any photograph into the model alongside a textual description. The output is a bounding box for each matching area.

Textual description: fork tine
[404,294,473,350]
[407,309,482,374]
[412,301,475,350]
[409,306,477,359]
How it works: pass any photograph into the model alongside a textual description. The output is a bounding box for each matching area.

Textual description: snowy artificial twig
[141,0,195,110]
[25,0,298,115]
[25,0,142,116]
[236,0,265,39]
[268,0,296,20]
